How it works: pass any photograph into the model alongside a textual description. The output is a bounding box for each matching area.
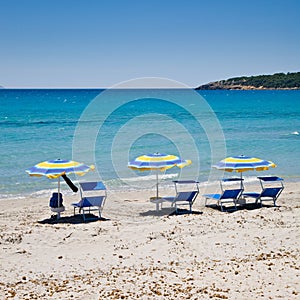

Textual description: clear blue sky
[1,0,299,88]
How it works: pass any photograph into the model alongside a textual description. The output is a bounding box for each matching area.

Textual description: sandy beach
[0,181,299,299]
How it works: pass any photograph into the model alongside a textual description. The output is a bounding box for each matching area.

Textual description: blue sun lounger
[161,180,200,213]
[204,178,244,212]
[72,181,107,221]
[243,176,284,207]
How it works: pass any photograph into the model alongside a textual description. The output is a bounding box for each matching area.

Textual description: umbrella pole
[240,172,244,189]
[57,177,61,219]
[156,170,159,199]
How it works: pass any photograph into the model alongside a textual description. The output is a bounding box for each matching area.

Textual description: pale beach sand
[0,182,299,299]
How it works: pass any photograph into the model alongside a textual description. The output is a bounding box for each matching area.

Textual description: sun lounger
[161,180,199,213]
[243,176,284,207]
[204,178,244,211]
[72,181,107,221]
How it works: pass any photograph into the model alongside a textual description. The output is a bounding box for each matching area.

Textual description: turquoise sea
[0,89,299,198]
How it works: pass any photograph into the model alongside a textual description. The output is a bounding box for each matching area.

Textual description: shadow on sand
[38,214,110,225]
[205,203,278,213]
[140,207,203,217]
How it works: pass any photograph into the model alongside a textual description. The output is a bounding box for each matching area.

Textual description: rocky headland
[196,72,300,90]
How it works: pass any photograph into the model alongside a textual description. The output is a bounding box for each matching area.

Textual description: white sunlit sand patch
[0,182,299,299]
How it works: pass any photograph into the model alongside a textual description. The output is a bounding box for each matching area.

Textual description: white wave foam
[123,173,178,182]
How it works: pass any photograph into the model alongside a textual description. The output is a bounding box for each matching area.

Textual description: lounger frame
[243,176,284,207]
[204,178,244,212]
[162,180,200,213]
[72,181,107,221]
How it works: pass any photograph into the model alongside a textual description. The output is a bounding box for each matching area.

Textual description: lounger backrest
[261,187,283,198]
[176,191,198,202]
[79,181,107,208]
[221,189,242,199]
[258,176,283,182]
[80,181,106,191]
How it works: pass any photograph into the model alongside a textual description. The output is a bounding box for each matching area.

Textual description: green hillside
[196,72,300,90]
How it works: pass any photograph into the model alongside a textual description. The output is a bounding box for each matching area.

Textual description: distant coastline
[196,71,300,90]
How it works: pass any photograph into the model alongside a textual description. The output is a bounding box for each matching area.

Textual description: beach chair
[72,181,107,221]
[161,180,200,213]
[204,178,244,212]
[243,176,284,207]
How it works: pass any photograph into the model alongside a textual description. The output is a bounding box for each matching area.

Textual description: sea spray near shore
[0,89,299,198]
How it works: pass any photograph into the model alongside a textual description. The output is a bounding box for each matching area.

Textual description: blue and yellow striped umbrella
[128,153,191,171]
[26,159,94,211]
[213,155,276,173]
[26,159,95,179]
[128,153,191,198]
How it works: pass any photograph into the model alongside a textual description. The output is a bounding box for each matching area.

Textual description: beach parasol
[26,159,94,216]
[213,155,276,173]
[213,155,276,186]
[128,153,191,198]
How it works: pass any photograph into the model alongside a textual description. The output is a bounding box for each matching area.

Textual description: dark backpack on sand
[49,192,63,208]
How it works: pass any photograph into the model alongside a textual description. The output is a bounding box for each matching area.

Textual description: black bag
[62,174,78,193]
[49,192,63,208]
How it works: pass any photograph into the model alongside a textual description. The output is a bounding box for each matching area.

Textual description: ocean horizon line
[1,87,300,91]
[0,86,197,90]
